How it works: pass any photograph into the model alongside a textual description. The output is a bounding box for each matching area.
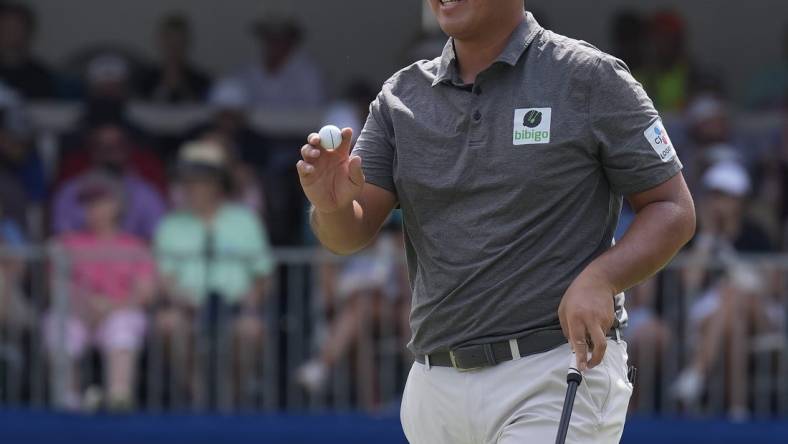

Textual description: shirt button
[473,110,482,121]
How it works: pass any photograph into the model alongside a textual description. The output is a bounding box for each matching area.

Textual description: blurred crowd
[608,10,788,420]
[0,2,787,417]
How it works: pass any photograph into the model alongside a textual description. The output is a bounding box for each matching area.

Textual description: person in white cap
[142,14,210,103]
[675,160,781,420]
[201,78,270,170]
[85,53,132,102]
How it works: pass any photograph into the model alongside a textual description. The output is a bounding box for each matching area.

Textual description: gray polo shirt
[353,12,682,356]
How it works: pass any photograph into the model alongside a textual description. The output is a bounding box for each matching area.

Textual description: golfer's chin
[436,17,478,40]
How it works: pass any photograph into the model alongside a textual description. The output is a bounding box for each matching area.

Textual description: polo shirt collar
[432,11,542,87]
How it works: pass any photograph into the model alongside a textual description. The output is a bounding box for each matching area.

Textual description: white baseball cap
[702,161,751,197]
[208,78,248,110]
[86,53,130,84]
[686,94,726,125]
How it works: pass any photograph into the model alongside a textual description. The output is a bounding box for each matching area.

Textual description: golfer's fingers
[335,127,354,156]
[296,160,315,178]
[587,325,607,369]
[300,144,321,162]
[569,324,589,372]
[307,133,321,147]
[348,155,365,187]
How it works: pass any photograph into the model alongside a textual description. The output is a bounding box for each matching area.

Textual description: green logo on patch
[513,107,552,145]
[514,128,550,143]
[523,110,542,128]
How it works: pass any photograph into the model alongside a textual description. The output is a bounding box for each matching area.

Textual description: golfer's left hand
[558,270,616,372]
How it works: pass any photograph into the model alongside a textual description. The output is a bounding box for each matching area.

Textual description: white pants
[401,340,632,444]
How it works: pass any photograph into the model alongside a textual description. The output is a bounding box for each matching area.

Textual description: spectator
[675,161,781,420]
[61,52,150,142]
[76,53,136,128]
[153,140,274,406]
[0,2,55,98]
[637,11,704,112]
[85,53,133,101]
[199,78,271,170]
[57,52,167,192]
[57,122,167,195]
[44,173,156,410]
[680,94,744,193]
[173,130,267,217]
[225,16,325,109]
[0,82,39,230]
[0,81,45,202]
[52,123,167,240]
[141,13,211,103]
[296,220,410,409]
[744,23,788,110]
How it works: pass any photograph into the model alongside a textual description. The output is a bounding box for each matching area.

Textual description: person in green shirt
[153,139,274,406]
[636,11,707,113]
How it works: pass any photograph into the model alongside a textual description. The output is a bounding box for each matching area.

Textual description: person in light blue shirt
[154,139,274,405]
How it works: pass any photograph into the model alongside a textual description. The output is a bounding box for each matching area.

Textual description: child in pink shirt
[45,173,156,410]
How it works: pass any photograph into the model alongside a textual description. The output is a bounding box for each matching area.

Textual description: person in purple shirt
[53,168,166,241]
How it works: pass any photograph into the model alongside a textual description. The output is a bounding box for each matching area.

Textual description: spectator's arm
[246,211,275,277]
[241,210,275,311]
[157,274,197,309]
[131,246,158,307]
[242,276,269,312]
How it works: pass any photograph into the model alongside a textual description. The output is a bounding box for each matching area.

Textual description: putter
[554,353,582,444]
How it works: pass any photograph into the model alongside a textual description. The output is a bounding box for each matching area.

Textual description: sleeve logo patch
[644,120,675,162]
[513,108,552,145]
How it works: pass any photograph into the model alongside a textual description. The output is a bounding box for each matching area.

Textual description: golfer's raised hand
[296,128,365,213]
[558,271,616,372]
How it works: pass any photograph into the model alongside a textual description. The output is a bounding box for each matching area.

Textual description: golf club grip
[554,380,580,444]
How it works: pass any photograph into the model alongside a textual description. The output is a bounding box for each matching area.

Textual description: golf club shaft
[554,379,580,444]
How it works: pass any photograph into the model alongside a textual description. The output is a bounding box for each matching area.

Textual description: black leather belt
[415,328,619,371]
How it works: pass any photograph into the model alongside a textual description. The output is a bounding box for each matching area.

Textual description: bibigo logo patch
[644,120,675,162]
[513,108,552,145]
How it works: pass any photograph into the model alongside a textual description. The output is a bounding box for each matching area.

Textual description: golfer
[297,1,695,442]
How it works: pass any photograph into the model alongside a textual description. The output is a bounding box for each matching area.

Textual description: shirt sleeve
[589,55,683,195]
[352,90,397,198]
[52,185,80,235]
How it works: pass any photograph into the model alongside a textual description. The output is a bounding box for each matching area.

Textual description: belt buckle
[449,350,460,369]
[449,348,481,372]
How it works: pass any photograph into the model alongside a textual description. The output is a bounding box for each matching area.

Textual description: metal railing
[0,246,786,418]
[628,254,788,419]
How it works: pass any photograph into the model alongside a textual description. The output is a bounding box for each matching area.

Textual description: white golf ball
[318,125,342,150]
